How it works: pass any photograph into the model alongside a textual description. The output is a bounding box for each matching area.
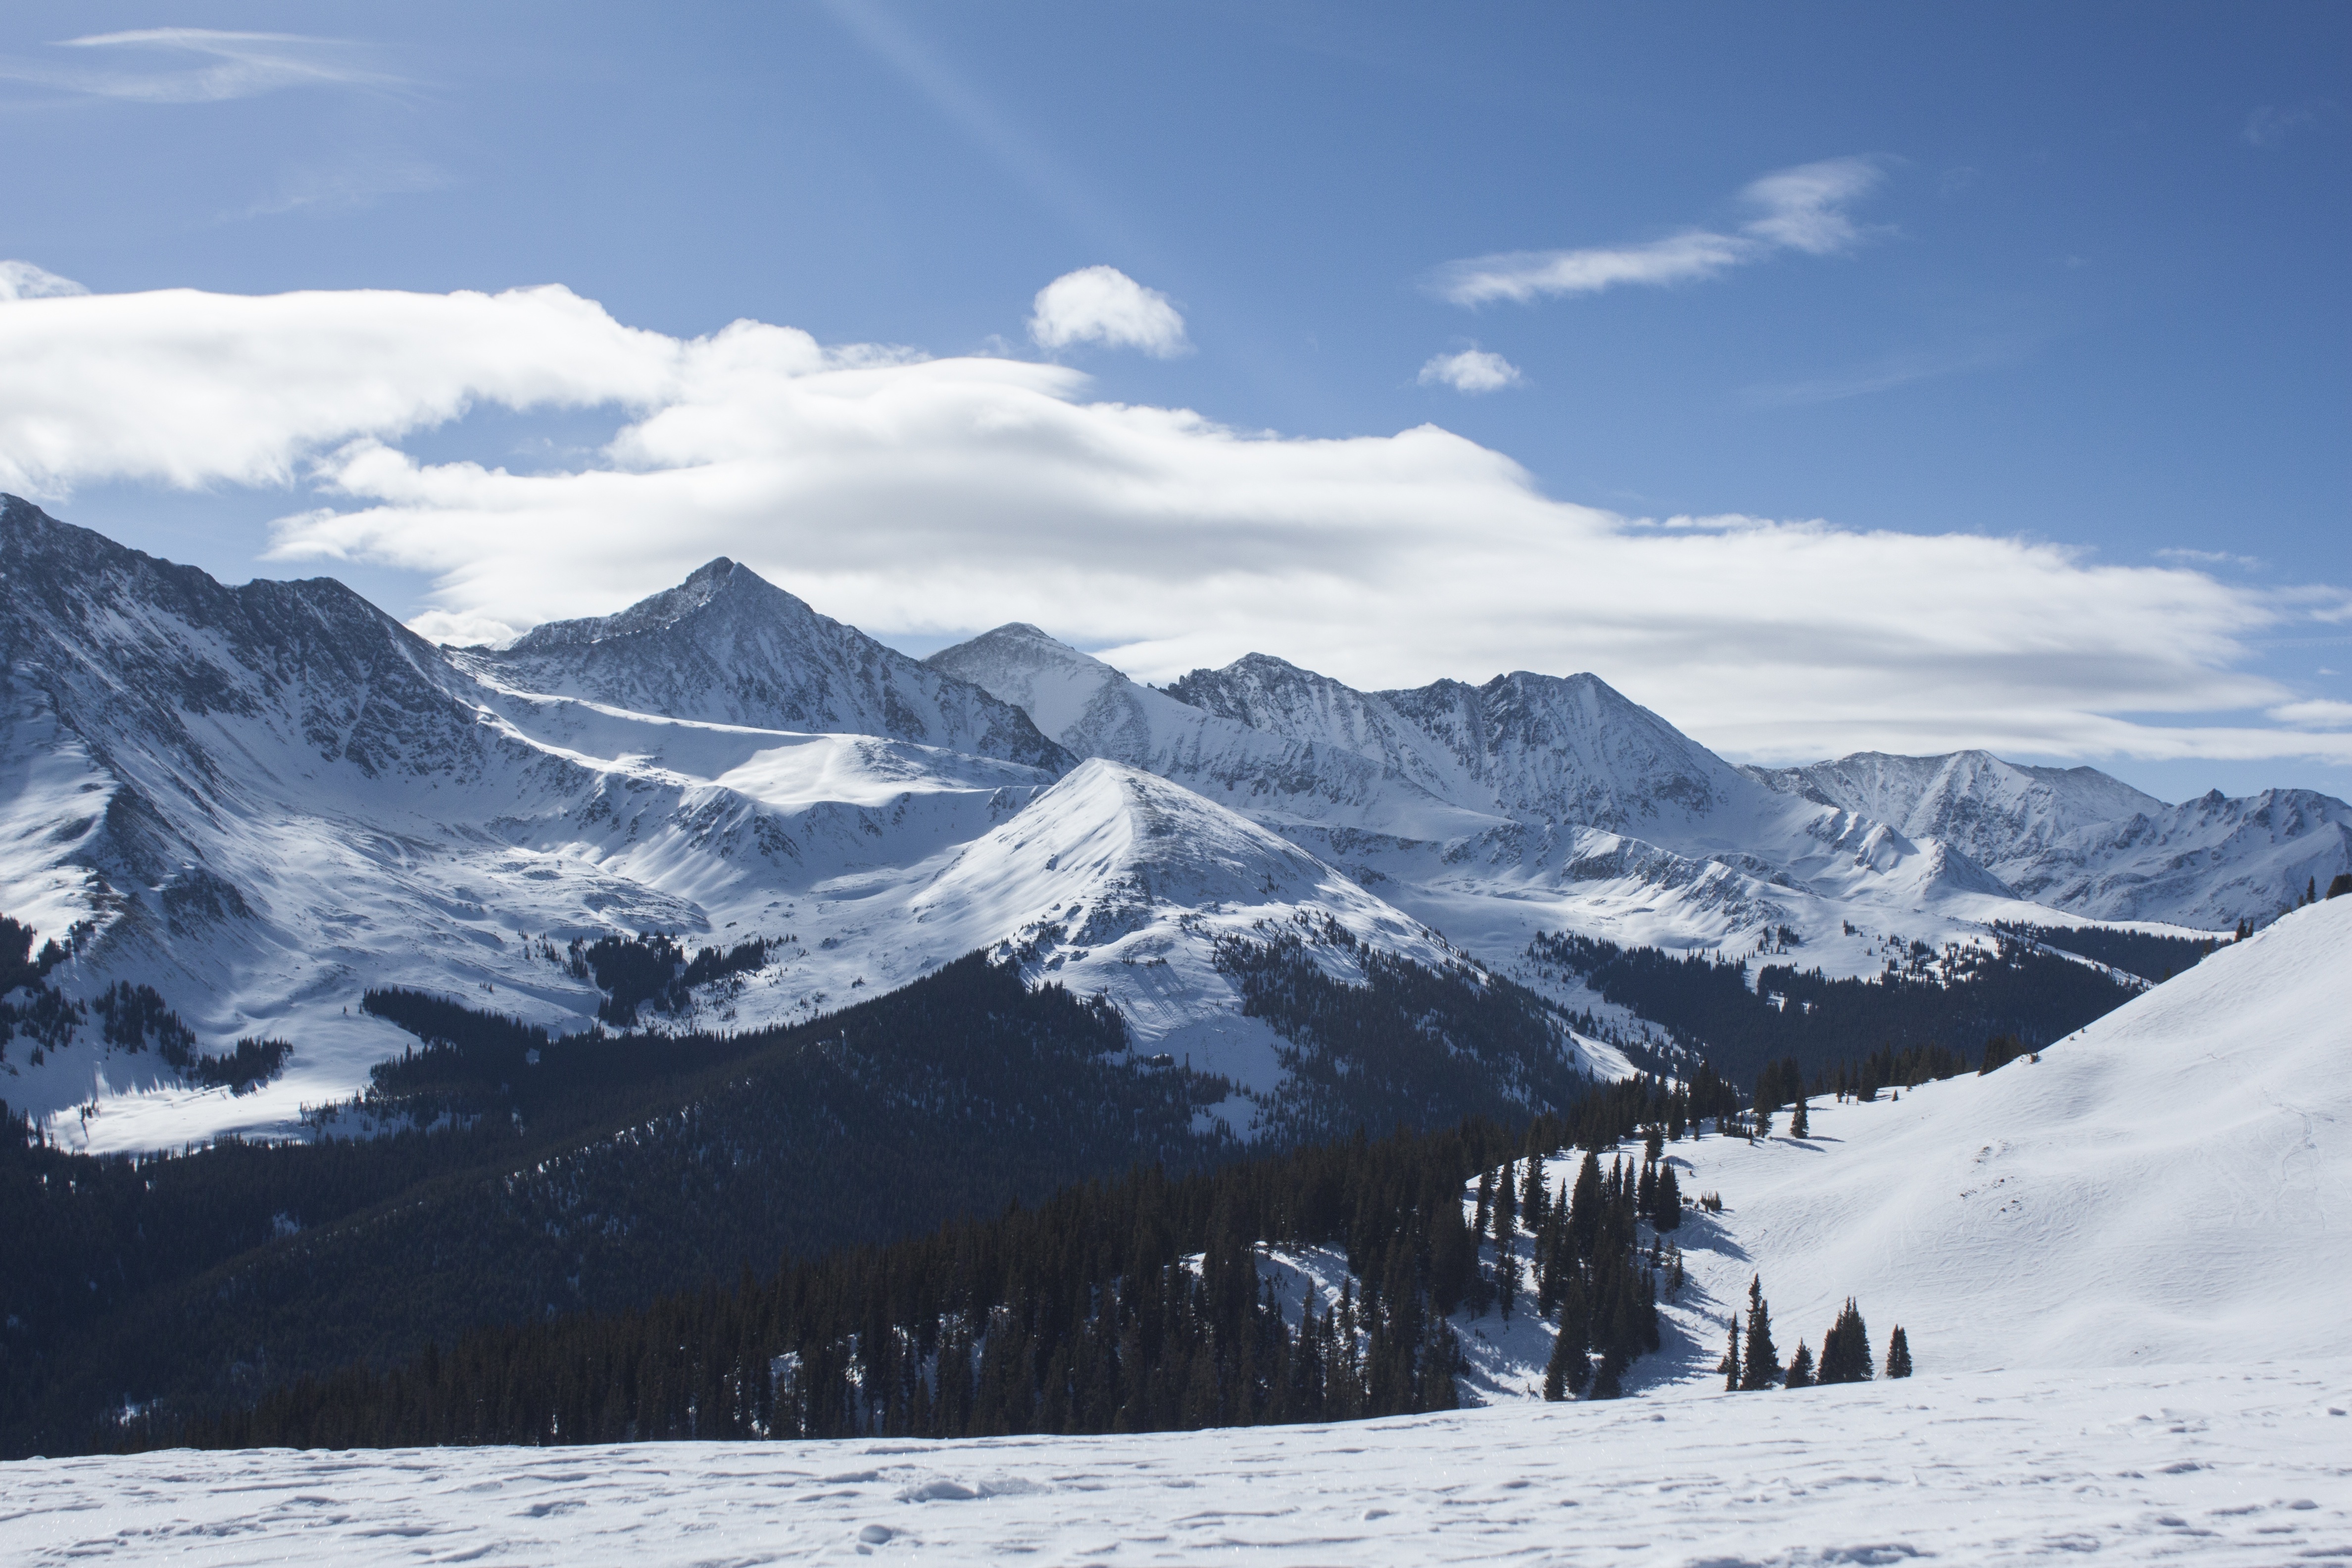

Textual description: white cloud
[0,29,388,104]
[0,283,678,492]
[0,260,87,301]
[0,278,2347,768]
[2270,699,2352,730]
[1028,266,1189,357]
[1736,157,1883,254]
[1430,157,1886,306]
[1419,347,1525,394]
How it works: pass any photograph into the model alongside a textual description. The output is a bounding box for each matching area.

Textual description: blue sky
[0,2,2345,799]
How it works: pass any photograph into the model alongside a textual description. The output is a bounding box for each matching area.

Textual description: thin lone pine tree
[1790,1096,1809,1138]
[1886,1325,1912,1378]
[1720,1319,1742,1392]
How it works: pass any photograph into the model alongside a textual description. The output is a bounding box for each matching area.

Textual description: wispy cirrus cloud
[2242,104,2320,149]
[1743,339,2026,407]
[0,28,391,104]
[2159,547,2265,571]
[1428,157,1887,307]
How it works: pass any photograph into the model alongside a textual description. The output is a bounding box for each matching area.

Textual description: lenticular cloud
[0,274,2342,766]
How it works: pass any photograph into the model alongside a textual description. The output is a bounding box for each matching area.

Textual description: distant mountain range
[3,494,2345,1150]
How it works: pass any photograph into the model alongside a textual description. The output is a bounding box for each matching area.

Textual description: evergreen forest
[1527,929,2143,1090]
[2,934,1698,1458]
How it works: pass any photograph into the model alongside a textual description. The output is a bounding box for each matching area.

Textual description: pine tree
[1885,1325,1912,1378]
[1738,1275,1781,1391]
[1652,1161,1682,1232]
[1789,1096,1809,1138]
[1818,1298,1873,1384]
[1720,1318,1741,1392]
[1497,1246,1519,1322]
[1567,1148,1604,1261]
[1783,1340,1814,1389]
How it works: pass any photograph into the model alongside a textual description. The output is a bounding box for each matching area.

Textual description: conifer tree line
[1528,928,2139,1091]
[146,1069,1729,1452]
[0,910,284,1089]
[1719,1277,1911,1392]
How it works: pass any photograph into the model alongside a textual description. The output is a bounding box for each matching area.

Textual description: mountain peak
[506,556,792,653]
[477,564,1069,768]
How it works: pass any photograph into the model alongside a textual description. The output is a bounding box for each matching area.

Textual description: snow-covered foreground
[10,899,2350,1563]
[8,1362,2349,1566]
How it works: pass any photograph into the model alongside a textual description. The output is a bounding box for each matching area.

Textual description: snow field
[7,1361,2346,1566]
[1649,895,2352,1374]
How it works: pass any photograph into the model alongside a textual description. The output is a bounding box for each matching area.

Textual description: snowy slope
[10,1362,2345,1566]
[1653,893,2352,1372]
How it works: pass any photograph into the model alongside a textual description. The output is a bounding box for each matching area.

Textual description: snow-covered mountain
[933,626,2108,990]
[5,498,2345,1152]
[1754,749,2352,928]
[940,625,2351,946]
[464,559,1070,770]
[0,502,1530,1149]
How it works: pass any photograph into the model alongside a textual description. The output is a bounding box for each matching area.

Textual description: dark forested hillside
[147,1070,1722,1452]
[1216,924,1599,1142]
[3,936,1661,1458]
[1989,921,2224,983]
[0,954,1232,1458]
[1527,930,2143,1090]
